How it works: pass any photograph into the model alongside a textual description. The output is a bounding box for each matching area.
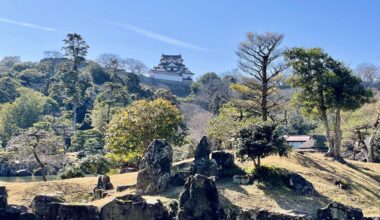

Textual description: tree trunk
[106,104,111,124]
[334,108,343,162]
[257,157,261,167]
[33,148,46,182]
[72,105,77,133]
[322,109,334,157]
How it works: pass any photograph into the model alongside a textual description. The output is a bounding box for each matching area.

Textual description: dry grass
[1,153,379,217]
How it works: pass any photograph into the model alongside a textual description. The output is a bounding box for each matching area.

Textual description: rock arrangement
[317,202,364,220]
[190,136,219,178]
[177,174,225,220]
[283,173,315,196]
[93,175,114,200]
[136,139,173,195]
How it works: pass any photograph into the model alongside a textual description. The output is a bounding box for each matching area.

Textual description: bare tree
[356,63,379,83]
[124,58,148,75]
[236,32,287,121]
[97,53,125,70]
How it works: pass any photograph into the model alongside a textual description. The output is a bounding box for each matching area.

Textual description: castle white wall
[151,73,184,82]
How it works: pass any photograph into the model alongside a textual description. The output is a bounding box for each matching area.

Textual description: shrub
[80,155,111,175]
[70,129,104,154]
[59,165,84,179]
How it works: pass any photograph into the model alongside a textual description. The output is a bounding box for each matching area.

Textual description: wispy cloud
[0,17,59,32]
[108,21,210,52]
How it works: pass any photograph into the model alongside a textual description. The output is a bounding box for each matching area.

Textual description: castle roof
[151,54,194,76]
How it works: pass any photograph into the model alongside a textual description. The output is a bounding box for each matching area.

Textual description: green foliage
[0,77,20,104]
[62,33,89,71]
[235,122,291,167]
[85,61,110,85]
[0,89,59,145]
[154,88,178,105]
[105,98,186,164]
[59,165,85,179]
[70,129,104,154]
[16,69,50,94]
[80,155,111,175]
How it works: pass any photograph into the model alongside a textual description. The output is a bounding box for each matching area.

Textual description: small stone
[233,175,251,185]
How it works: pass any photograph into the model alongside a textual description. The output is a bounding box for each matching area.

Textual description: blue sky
[1,0,380,77]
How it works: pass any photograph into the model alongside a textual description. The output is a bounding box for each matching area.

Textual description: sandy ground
[1,153,379,217]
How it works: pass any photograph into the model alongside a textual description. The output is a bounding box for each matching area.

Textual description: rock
[95,175,114,190]
[170,171,191,186]
[166,200,178,219]
[177,174,225,220]
[233,175,251,185]
[0,186,7,210]
[236,208,310,220]
[283,173,315,196]
[100,194,168,220]
[45,203,100,220]
[93,189,108,200]
[211,151,234,169]
[191,158,219,178]
[119,166,138,174]
[0,186,7,198]
[317,202,363,220]
[8,205,28,213]
[33,168,46,176]
[19,212,42,220]
[194,136,211,160]
[16,169,32,176]
[30,194,65,216]
[136,139,173,195]
[116,185,131,192]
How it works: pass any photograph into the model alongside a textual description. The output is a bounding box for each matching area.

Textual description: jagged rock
[136,139,173,195]
[191,158,219,177]
[166,200,178,219]
[45,203,100,220]
[100,194,168,220]
[95,175,114,190]
[211,151,234,169]
[236,208,310,220]
[93,189,108,200]
[233,175,251,185]
[317,202,363,220]
[116,185,131,192]
[283,173,315,196]
[16,169,32,176]
[30,194,65,216]
[171,171,191,186]
[194,136,211,160]
[177,174,225,220]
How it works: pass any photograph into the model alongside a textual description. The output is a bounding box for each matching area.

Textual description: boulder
[0,186,7,210]
[170,171,191,186]
[0,186,7,198]
[33,168,46,176]
[30,194,65,216]
[283,173,315,196]
[45,203,100,220]
[100,194,168,220]
[16,169,32,177]
[194,136,211,160]
[166,200,178,219]
[19,212,42,220]
[236,209,309,220]
[95,175,114,190]
[317,202,363,220]
[233,175,251,185]
[211,151,234,169]
[191,158,219,178]
[116,185,131,192]
[136,140,173,195]
[93,189,108,200]
[177,174,225,220]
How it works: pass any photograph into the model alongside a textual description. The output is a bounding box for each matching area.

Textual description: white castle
[149,54,194,82]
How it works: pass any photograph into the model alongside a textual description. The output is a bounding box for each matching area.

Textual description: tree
[0,56,21,68]
[62,33,89,72]
[236,32,287,121]
[356,63,379,83]
[105,99,185,164]
[43,50,64,59]
[0,77,20,103]
[97,53,124,71]
[285,48,373,160]
[235,122,290,168]
[124,58,147,75]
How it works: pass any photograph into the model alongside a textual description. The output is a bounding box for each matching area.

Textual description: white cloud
[108,21,210,52]
[0,17,59,32]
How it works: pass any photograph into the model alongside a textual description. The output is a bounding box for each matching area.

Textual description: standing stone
[317,202,363,220]
[30,195,65,216]
[211,151,234,169]
[194,136,211,160]
[0,186,7,210]
[136,139,173,195]
[96,175,114,190]
[191,137,219,177]
[177,174,225,220]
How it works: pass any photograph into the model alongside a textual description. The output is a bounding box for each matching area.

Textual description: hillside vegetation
[2,153,379,217]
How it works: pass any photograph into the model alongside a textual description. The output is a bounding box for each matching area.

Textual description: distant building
[284,135,317,152]
[149,54,194,82]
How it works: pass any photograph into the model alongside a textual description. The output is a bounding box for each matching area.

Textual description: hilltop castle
[149,54,194,82]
